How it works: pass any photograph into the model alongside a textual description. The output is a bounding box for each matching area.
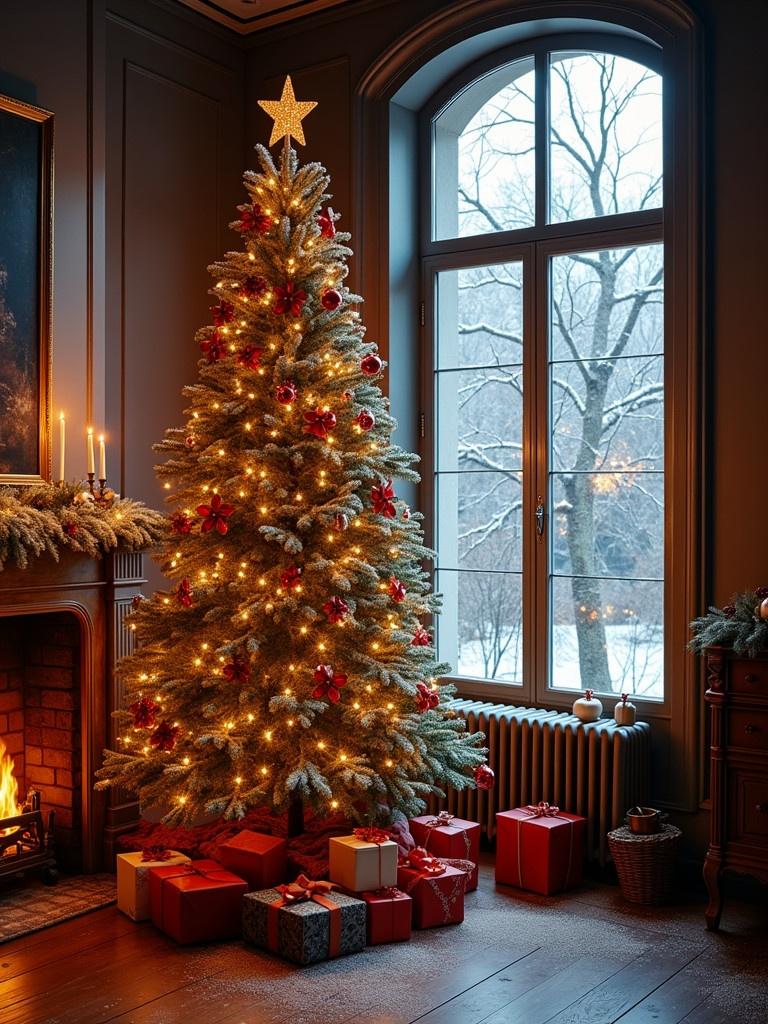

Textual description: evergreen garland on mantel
[0,483,165,571]
[689,584,768,658]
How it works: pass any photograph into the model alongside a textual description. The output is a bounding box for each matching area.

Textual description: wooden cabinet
[704,646,768,929]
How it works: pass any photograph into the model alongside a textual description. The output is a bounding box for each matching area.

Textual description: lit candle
[59,412,66,484]
[86,428,95,475]
[98,435,106,481]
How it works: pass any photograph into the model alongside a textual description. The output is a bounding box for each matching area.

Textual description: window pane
[549,52,663,223]
[548,243,664,699]
[433,58,535,240]
[437,569,523,682]
[550,576,663,699]
[437,367,523,472]
[437,263,523,369]
[437,471,523,572]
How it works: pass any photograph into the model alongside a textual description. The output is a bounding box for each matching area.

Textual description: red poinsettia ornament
[388,576,407,603]
[312,664,348,703]
[150,720,180,752]
[411,626,431,647]
[317,207,336,238]
[371,479,397,518]
[242,274,268,298]
[211,301,235,326]
[321,288,342,311]
[170,512,193,536]
[130,696,160,729]
[223,659,250,685]
[176,578,193,607]
[360,353,383,376]
[237,203,272,234]
[304,408,337,439]
[200,332,225,364]
[273,281,307,316]
[474,763,495,790]
[280,565,302,590]
[236,345,263,370]
[323,596,349,624]
[196,494,234,535]
[276,380,298,405]
[415,682,439,713]
[356,409,375,431]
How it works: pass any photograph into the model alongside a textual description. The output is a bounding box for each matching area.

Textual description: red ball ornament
[321,288,343,311]
[312,664,348,703]
[304,408,337,439]
[356,409,375,431]
[276,380,297,405]
[474,763,495,791]
[361,353,383,377]
[280,565,302,590]
[333,512,349,532]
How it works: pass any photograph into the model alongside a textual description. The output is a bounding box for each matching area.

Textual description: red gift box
[148,859,248,944]
[359,888,412,944]
[217,830,287,890]
[409,813,480,891]
[496,804,585,895]
[397,858,466,929]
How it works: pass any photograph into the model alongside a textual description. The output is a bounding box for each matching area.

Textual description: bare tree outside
[434,52,664,698]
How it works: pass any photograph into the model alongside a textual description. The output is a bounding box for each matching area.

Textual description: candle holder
[94,478,116,509]
[87,472,96,495]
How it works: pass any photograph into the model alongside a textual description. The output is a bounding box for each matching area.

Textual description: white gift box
[116,850,191,921]
[328,834,398,892]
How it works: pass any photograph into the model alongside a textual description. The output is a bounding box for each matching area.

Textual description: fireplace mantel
[0,549,145,870]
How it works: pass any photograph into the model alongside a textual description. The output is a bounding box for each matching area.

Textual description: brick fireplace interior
[0,611,83,871]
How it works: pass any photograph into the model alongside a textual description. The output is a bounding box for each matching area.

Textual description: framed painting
[0,93,53,484]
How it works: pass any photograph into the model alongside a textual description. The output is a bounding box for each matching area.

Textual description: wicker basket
[607,823,682,905]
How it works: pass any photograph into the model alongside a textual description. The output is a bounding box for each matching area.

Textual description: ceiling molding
[172,0,352,34]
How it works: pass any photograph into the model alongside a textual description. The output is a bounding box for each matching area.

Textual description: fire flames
[0,738,21,824]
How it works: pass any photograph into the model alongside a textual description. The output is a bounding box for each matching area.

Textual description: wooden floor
[0,875,763,1024]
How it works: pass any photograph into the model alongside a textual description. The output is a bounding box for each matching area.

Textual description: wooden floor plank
[614,964,710,1024]
[678,997,731,1024]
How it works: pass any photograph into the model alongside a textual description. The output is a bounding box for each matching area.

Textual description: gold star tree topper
[258,75,317,147]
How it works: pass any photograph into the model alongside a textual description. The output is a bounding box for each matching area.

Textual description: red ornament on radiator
[276,380,298,405]
[356,409,375,431]
[474,763,495,791]
[360,353,383,376]
[321,288,342,311]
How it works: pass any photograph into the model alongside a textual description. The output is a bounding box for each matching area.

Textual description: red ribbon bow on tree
[200,332,225,364]
[303,408,337,439]
[524,801,561,818]
[312,664,348,703]
[141,846,173,862]
[388,577,407,603]
[322,596,349,624]
[317,207,336,238]
[211,301,235,325]
[371,479,397,518]
[411,626,431,647]
[238,203,272,234]
[416,682,439,713]
[273,281,307,316]
[196,494,234,535]
[353,826,391,845]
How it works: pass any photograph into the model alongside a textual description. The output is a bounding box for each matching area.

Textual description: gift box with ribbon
[148,858,248,944]
[328,827,398,892]
[496,803,586,895]
[243,875,366,965]
[216,829,287,890]
[358,887,412,944]
[396,847,466,929]
[409,812,480,891]
[116,848,190,922]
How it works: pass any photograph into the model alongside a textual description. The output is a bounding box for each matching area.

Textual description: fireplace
[0,550,145,876]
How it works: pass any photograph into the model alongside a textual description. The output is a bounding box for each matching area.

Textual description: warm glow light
[0,739,21,823]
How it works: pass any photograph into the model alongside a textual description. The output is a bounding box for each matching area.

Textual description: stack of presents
[117,802,585,964]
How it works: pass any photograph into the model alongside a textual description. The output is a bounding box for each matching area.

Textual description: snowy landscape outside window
[427,46,665,699]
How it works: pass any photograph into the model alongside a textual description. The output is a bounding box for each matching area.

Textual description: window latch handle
[535,498,545,537]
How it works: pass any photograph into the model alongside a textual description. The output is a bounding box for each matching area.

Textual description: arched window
[421,36,672,703]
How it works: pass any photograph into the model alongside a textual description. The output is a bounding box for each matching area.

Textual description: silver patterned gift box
[243,886,366,965]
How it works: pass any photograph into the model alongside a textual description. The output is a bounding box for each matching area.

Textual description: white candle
[59,412,66,484]
[86,428,95,475]
[98,435,106,481]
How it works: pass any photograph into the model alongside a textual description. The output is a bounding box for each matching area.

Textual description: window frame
[419,31,682,715]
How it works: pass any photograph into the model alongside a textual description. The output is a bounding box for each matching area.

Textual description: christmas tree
[96,77,486,828]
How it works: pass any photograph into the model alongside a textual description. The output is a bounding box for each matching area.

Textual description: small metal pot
[626,806,665,835]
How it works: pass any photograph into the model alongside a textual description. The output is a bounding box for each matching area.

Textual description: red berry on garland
[237,344,263,370]
[412,626,431,647]
[360,353,383,376]
[280,565,302,590]
[211,301,235,326]
[242,274,268,298]
[130,696,160,729]
[276,380,298,405]
[356,409,375,431]
[371,479,397,518]
[223,659,250,685]
[474,763,495,790]
[415,682,439,713]
[304,408,337,439]
[312,664,348,703]
[388,576,407,603]
[321,288,342,311]
[185,435,197,449]
[176,578,193,607]
[317,207,336,238]
[323,596,349,624]
[237,203,272,234]
[171,511,193,536]
[200,331,225,364]
[273,281,307,316]
[333,512,349,532]
[150,720,181,752]
[196,493,235,535]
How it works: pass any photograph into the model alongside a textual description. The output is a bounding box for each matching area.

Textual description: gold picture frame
[0,93,53,485]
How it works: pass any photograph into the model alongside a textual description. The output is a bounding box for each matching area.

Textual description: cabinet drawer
[728,770,768,843]
[728,709,768,751]
[731,660,768,696]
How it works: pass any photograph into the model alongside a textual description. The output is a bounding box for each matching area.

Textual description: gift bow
[275,874,338,905]
[353,826,391,845]
[524,801,561,818]
[402,846,445,876]
[425,811,455,829]
[141,846,173,862]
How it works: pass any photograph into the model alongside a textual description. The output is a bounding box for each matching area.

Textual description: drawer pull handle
[744,674,759,683]
[756,803,768,814]
[744,724,759,735]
